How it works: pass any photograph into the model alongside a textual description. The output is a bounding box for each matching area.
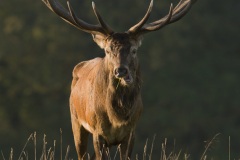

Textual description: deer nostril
[115,67,128,78]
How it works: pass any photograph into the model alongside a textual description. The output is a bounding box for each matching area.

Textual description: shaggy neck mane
[96,58,142,122]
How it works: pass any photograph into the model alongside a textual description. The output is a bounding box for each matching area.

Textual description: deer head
[42,0,195,86]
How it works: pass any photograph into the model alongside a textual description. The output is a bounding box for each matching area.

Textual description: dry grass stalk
[1,131,70,160]
[1,132,230,160]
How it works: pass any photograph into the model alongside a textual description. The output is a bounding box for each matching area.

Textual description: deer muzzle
[114,66,133,85]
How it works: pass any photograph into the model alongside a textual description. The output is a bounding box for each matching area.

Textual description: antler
[128,0,196,36]
[42,0,114,36]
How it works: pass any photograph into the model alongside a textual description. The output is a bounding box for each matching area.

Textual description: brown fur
[70,34,143,160]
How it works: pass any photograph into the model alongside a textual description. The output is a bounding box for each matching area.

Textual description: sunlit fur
[70,33,143,160]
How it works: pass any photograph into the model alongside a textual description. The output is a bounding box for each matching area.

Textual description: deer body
[69,33,143,159]
[70,56,142,159]
[71,56,142,139]
[42,0,196,159]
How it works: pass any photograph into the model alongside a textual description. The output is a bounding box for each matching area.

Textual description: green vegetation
[0,0,239,159]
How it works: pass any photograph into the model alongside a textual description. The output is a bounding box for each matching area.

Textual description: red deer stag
[42,0,196,159]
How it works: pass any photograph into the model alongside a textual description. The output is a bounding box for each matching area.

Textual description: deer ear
[136,36,143,47]
[132,35,143,47]
[92,34,107,49]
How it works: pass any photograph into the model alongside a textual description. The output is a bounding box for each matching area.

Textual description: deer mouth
[115,73,133,86]
[123,73,133,84]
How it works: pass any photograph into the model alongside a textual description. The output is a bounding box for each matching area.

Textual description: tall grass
[1,130,71,160]
[1,133,224,160]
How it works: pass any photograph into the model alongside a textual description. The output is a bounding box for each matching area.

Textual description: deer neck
[100,57,141,122]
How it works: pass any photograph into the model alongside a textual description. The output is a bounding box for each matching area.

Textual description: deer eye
[131,49,137,55]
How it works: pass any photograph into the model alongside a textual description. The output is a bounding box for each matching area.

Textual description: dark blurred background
[0,0,240,159]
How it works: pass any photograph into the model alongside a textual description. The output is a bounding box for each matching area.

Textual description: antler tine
[66,1,106,35]
[168,0,192,23]
[146,1,189,28]
[42,0,79,28]
[129,0,195,36]
[42,0,111,35]
[128,0,154,34]
[142,4,174,32]
[92,2,114,35]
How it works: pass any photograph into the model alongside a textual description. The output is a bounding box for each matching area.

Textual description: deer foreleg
[70,105,89,160]
[92,134,109,160]
[119,131,135,160]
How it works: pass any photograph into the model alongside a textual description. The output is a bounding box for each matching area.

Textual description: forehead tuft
[108,33,131,45]
[111,33,129,40]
